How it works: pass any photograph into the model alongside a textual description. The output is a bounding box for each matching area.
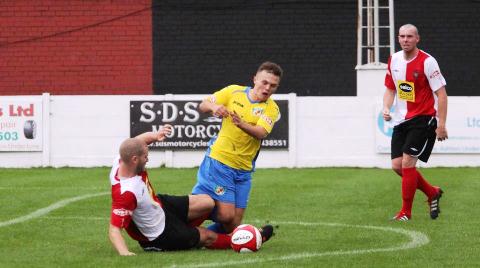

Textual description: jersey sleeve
[109,157,121,182]
[384,56,396,91]
[257,101,279,134]
[424,57,447,92]
[211,85,238,106]
[110,190,137,229]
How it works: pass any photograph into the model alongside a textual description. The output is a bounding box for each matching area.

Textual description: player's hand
[212,104,229,118]
[119,251,136,256]
[383,108,392,121]
[156,124,173,141]
[436,125,448,141]
[230,111,243,127]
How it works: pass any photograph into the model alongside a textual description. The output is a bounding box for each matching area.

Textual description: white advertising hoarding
[0,97,43,151]
[375,99,480,154]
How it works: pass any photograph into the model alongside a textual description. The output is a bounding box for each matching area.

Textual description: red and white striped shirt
[385,49,446,126]
[109,157,166,241]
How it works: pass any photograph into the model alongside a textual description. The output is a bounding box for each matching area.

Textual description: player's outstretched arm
[109,224,136,256]
[134,124,173,145]
[199,97,229,118]
[230,111,268,139]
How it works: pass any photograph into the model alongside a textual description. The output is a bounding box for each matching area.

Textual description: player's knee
[401,159,416,168]
[216,209,235,223]
[400,154,417,168]
[391,160,402,175]
[392,166,402,176]
[190,194,215,212]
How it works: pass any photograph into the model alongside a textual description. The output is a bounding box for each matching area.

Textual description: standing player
[383,24,448,221]
[191,62,282,239]
[108,126,231,255]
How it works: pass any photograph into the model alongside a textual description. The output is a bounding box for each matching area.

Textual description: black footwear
[259,224,274,243]
[429,187,444,220]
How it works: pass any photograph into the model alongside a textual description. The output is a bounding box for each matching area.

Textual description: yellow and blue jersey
[207,85,279,170]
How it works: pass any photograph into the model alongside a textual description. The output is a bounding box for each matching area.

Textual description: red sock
[416,170,437,199]
[206,233,231,250]
[188,213,209,227]
[401,167,418,216]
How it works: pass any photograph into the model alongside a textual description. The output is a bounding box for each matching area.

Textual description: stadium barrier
[1,93,479,168]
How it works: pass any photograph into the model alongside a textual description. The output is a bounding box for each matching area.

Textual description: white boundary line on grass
[0,192,108,228]
[42,216,108,221]
[169,220,430,268]
[0,193,430,267]
[0,186,106,190]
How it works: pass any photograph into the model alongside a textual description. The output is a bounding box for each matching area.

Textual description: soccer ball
[230,224,262,253]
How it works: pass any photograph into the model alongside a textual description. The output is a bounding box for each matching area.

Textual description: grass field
[0,166,479,267]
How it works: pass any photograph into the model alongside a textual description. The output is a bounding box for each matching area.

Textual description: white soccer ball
[230,224,262,253]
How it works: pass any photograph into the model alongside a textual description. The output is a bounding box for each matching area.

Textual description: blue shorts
[192,156,252,209]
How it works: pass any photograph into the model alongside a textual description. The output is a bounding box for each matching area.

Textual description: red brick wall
[0,0,152,95]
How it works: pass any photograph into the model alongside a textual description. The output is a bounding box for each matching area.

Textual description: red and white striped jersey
[385,49,446,126]
[109,157,166,241]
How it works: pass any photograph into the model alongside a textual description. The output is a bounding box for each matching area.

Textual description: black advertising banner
[130,100,289,149]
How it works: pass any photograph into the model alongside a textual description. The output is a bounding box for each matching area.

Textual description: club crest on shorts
[215,185,226,195]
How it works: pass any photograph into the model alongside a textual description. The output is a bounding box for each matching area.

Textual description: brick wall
[2,1,478,96]
[152,0,357,96]
[0,0,152,95]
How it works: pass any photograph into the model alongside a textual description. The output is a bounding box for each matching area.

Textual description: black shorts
[138,194,200,251]
[391,115,437,163]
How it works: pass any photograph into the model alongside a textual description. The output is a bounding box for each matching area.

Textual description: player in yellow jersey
[192,62,282,242]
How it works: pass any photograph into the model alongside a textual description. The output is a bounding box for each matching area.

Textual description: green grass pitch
[0,167,479,267]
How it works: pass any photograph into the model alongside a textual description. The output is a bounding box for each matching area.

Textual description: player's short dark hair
[257,61,283,78]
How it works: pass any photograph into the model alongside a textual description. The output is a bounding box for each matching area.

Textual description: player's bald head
[399,24,419,36]
[119,138,147,163]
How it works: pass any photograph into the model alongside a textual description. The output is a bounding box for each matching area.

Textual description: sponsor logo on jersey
[113,208,132,217]
[261,114,273,126]
[397,80,415,102]
[399,83,413,92]
[215,185,225,196]
[252,107,263,116]
[234,101,244,108]
[430,70,441,79]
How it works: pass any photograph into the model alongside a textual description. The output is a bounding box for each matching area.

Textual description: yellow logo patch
[397,80,415,102]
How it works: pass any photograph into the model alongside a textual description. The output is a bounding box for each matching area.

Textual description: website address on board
[150,139,288,149]
[151,140,208,148]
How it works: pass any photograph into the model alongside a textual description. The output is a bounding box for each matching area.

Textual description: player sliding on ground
[108,126,234,255]
[191,61,281,240]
